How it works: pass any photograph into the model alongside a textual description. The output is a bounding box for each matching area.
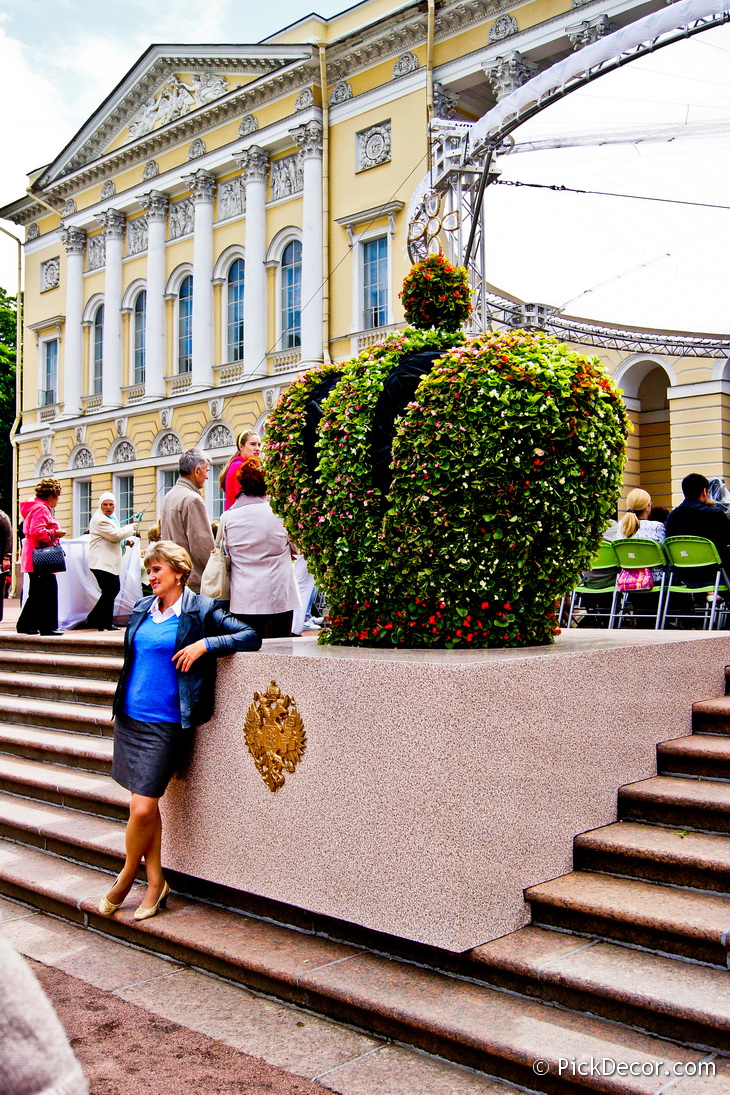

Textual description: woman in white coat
[84,492,137,630]
[225,457,300,638]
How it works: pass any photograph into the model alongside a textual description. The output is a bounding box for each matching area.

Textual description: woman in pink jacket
[17,477,67,636]
[218,430,261,511]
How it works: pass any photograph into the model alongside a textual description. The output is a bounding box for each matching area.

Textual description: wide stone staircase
[0,630,728,1094]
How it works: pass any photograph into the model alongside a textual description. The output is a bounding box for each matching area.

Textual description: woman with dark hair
[219,430,262,510]
[225,456,300,638]
[17,477,67,636]
[100,540,260,921]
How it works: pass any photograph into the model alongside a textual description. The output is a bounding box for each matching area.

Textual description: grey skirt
[112,713,191,798]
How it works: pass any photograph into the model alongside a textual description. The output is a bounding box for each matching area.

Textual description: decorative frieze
[142,160,160,181]
[236,146,269,182]
[329,81,352,105]
[113,440,136,463]
[61,226,86,255]
[393,52,419,78]
[26,224,39,242]
[97,209,126,239]
[295,87,315,111]
[157,431,182,456]
[183,169,216,203]
[169,198,195,239]
[74,426,86,445]
[62,199,77,217]
[39,458,55,476]
[208,398,222,420]
[357,121,391,171]
[40,257,61,292]
[129,73,230,139]
[483,52,537,100]
[238,114,259,136]
[489,14,518,42]
[127,216,148,255]
[87,237,106,270]
[218,178,246,220]
[567,14,613,47]
[188,137,206,160]
[138,189,169,222]
[115,417,128,437]
[206,424,235,448]
[73,447,94,469]
[101,180,116,199]
[271,154,304,201]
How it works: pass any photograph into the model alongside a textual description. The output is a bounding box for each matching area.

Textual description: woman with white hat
[84,492,137,631]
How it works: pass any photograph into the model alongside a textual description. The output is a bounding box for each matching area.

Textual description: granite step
[0,670,116,707]
[618,776,730,833]
[0,647,123,681]
[573,820,730,893]
[0,754,127,820]
[0,791,125,872]
[0,841,719,1095]
[0,722,113,773]
[692,696,730,736]
[526,870,730,967]
[0,632,125,658]
[0,694,113,736]
[469,924,730,1053]
[657,735,730,781]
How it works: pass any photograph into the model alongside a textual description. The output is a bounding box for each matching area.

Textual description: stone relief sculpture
[169,199,195,239]
[62,199,77,217]
[271,154,304,200]
[238,114,258,136]
[39,458,55,476]
[157,432,182,456]
[113,441,136,463]
[330,81,353,105]
[40,258,61,292]
[393,52,419,78]
[87,237,106,271]
[357,122,391,170]
[101,180,116,199]
[218,178,246,220]
[206,424,235,448]
[295,87,315,111]
[127,216,149,255]
[188,138,206,160]
[129,73,229,138]
[26,224,40,241]
[142,160,160,181]
[489,14,518,42]
[73,448,94,470]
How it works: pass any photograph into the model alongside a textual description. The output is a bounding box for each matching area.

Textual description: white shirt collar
[148,595,184,623]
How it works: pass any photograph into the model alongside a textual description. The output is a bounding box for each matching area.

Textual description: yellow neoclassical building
[2,0,728,535]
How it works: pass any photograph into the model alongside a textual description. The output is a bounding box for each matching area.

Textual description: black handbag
[32,541,66,574]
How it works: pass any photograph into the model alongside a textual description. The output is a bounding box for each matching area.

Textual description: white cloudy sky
[1,0,729,334]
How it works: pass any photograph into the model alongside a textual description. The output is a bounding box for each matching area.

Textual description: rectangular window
[116,475,134,525]
[134,291,146,385]
[76,480,93,536]
[362,237,388,329]
[40,339,58,406]
[160,469,177,496]
[210,463,226,522]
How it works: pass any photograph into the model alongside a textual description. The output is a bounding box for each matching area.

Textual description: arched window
[280,241,301,350]
[178,275,193,373]
[93,304,104,395]
[133,290,146,384]
[227,259,245,362]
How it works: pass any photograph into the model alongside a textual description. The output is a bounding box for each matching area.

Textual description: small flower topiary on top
[399,252,472,331]
[265,258,629,648]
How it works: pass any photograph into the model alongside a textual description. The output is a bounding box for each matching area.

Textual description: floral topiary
[265,327,629,648]
[399,252,472,331]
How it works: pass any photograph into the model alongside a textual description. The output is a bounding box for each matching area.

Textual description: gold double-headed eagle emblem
[243,681,306,792]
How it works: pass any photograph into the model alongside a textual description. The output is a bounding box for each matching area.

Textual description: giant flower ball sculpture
[266,254,629,648]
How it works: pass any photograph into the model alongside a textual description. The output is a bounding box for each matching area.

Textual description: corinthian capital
[96,209,126,239]
[482,51,537,101]
[138,189,170,222]
[235,145,269,182]
[291,120,323,159]
[61,226,86,255]
[183,169,216,203]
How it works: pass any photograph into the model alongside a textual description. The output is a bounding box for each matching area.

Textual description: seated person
[613,488,665,627]
[648,505,670,525]
[665,472,730,584]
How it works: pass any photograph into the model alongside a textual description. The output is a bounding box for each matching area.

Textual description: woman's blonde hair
[218,430,259,490]
[619,488,651,538]
[143,540,192,582]
[35,478,62,501]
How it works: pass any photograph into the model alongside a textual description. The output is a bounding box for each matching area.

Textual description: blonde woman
[100,541,260,921]
[615,488,666,626]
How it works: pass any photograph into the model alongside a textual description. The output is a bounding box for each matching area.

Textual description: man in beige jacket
[159,449,214,593]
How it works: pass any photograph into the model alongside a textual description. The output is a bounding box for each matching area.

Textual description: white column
[138,190,169,399]
[60,227,86,417]
[96,209,125,409]
[236,146,269,378]
[292,121,323,364]
[183,170,215,389]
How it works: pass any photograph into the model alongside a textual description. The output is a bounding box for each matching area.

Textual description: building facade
[2,0,726,536]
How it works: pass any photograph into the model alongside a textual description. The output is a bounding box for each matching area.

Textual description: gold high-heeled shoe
[133,881,170,921]
[98,874,126,916]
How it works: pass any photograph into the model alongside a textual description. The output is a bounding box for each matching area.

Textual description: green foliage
[266,327,629,649]
[0,289,17,509]
[399,253,472,332]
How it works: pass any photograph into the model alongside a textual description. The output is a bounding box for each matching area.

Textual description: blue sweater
[124,614,181,723]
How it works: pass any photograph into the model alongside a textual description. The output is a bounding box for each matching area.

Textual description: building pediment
[35,44,313,189]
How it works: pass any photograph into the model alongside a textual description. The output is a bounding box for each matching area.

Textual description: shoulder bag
[200,512,230,600]
[32,539,66,575]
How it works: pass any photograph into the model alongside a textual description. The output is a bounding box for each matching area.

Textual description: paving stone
[316,1045,512,1094]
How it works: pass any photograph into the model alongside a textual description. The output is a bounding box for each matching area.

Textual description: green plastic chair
[609,538,667,629]
[660,536,730,630]
[566,541,618,627]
